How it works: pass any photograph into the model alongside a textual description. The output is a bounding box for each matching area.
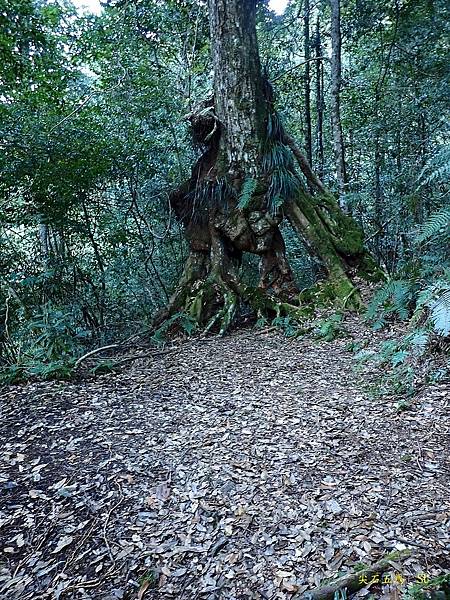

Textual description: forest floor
[0,316,449,600]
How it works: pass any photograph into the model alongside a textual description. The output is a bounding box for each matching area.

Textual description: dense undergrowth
[1,188,448,389]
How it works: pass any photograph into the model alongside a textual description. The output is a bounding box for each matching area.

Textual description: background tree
[329,0,348,201]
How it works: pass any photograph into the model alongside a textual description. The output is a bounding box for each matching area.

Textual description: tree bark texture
[330,0,348,200]
[314,16,325,180]
[209,0,265,179]
[303,0,313,168]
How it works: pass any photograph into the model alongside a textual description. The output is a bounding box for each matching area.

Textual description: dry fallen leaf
[51,536,73,554]
[1,327,448,600]
[154,481,171,501]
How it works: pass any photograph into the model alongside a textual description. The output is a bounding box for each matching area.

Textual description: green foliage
[416,206,450,245]
[404,573,450,600]
[265,111,283,141]
[151,311,198,345]
[187,178,237,223]
[419,136,450,186]
[271,314,300,337]
[414,277,450,336]
[261,141,293,171]
[314,313,347,341]
[267,165,300,213]
[237,178,257,210]
[0,302,80,383]
[0,0,195,384]
[367,268,450,341]
[28,360,75,380]
[25,303,82,362]
[361,174,450,394]
[138,568,158,589]
[255,315,269,328]
[0,358,75,385]
[262,110,301,214]
[430,291,450,336]
[364,270,450,397]
[366,279,415,328]
[90,360,117,375]
[0,365,26,386]
[360,296,449,397]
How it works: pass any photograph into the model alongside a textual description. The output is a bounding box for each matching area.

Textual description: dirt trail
[1,325,449,599]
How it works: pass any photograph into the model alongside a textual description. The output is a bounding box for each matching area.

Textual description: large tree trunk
[209,0,264,178]
[155,0,379,333]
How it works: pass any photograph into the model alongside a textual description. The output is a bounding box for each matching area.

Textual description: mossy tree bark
[155,0,379,332]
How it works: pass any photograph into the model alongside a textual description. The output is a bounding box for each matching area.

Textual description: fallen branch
[74,344,121,369]
[254,326,278,336]
[283,133,326,194]
[103,484,124,564]
[396,537,429,550]
[296,549,412,600]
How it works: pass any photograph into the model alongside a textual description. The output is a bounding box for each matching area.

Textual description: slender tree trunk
[314,16,324,181]
[81,198,106,328]
[374,115,383,262]
[330,0,348,202]
[303,0,313,168]
[39,221,49,266]
[419,111,428,221]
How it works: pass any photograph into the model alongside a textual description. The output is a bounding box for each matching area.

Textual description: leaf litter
[0,319,449,599]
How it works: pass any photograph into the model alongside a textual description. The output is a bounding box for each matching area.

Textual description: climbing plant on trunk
[155,0,379,333]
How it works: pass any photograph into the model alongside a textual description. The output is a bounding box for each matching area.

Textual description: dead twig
[396,537,429,550]
[272,56,326,82]
[365,216,396,243]
[103,485,124,564]
[48,68,127,135]
[74,344,122,369]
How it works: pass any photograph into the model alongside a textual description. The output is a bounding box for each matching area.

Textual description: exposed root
[168,276,239,336]
[155,263,365,338]
[205,290,238,336]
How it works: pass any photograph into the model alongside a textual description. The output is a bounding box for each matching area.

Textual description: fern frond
[267,167,300,214]
[262,142,295,172]
[237,178,257,210]
[416,206,450,244]
[419,142,450,185]
[366,279,414,327]
[429,289,450,336]
[184,177,236,225]
[266,111,283,141]
[268,194,284,213]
